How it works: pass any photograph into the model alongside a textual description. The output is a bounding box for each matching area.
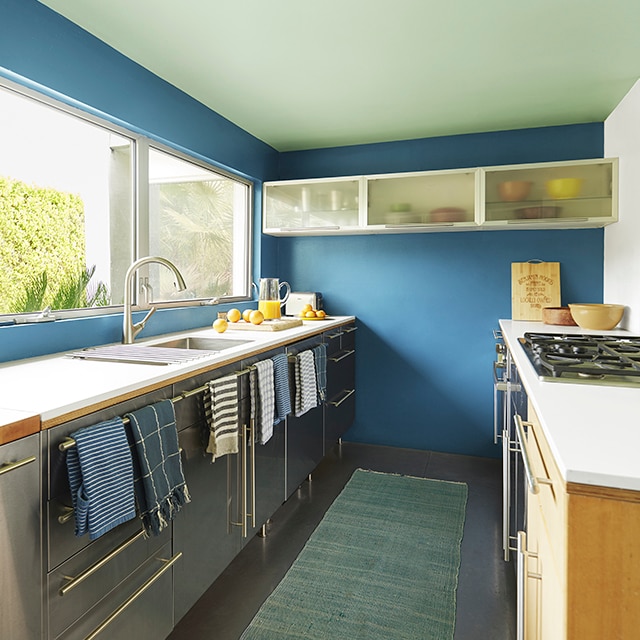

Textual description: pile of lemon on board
[298,303,326,319]
[213,308,264,333]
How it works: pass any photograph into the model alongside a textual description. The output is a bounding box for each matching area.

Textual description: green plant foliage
[0,175,87,313]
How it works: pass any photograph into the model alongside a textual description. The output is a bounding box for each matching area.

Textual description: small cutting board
[511,261,561,321]
[227,317,304,331]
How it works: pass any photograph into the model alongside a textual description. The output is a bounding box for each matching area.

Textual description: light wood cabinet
[263,158,617,235]
[522,402,640,639]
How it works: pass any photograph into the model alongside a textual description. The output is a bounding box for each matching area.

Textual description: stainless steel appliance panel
[0,433,41,640]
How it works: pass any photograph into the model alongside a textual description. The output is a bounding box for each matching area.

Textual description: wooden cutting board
[226,317,304,331]
[512,261,561,321]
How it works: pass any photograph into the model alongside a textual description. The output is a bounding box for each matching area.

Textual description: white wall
[604,79,640,333]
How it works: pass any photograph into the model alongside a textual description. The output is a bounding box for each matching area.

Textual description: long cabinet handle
[502,428,511,561]
[516,531,541,640]
[329,349,355,363]
[60,530,146,596]
[0,455,36,476]
[83,551,181,640]
[514,414,553,495]
[328,389,355,408]
[342,326,357,334]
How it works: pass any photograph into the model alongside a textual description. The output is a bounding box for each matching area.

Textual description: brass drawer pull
[328,389,355,408]
[60,530,146,596]
[342,326,357,333]
[326,331,343,340]
[84,551,182,640]
[329,349,355,363]
[0,455,36,476]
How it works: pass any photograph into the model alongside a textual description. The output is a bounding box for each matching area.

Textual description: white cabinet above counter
[263,157,617,235]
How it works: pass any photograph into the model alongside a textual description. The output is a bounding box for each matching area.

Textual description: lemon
[301,303,313,313]
[227,308,241,323]
[249,310,264,325]
[305,310,317,318]
[213,318,228,333]
[316,309,326,318]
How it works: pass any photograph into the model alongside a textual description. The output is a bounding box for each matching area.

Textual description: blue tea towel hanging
[272,353,291,424]
[125,400,190,536]
[66,417,136,540]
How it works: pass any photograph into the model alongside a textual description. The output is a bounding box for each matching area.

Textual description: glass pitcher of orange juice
[257,278,291,319]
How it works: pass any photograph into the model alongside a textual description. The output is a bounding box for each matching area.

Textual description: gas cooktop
[519,332,640,387]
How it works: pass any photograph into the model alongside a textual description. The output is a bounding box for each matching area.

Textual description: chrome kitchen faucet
[122,256,187,344]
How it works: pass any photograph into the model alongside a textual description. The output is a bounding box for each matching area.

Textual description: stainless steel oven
[493,330,527,563]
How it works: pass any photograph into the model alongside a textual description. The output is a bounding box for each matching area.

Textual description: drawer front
[340,322,357,351]
[326,348,355,401]
[48,524,170,638]
[526,405,566,566]
[55,541,175,640]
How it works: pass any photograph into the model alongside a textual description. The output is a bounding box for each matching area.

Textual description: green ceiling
[39,0,640,151]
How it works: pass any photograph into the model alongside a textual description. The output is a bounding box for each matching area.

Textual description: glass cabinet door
[263,178,361,232]
[366,169,477,228]
[483,159,617,226]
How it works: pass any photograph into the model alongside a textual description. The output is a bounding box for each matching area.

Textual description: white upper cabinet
[263,158,617,235]
[481,158,618,229]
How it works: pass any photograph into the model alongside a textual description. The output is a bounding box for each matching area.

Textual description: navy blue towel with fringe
[125,400,190,536]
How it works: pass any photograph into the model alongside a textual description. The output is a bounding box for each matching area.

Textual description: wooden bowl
[498,180,532,202]
[542,307,577,326]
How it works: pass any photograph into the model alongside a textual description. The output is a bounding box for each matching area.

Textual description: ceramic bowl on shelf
[429,207,466,223]
[568,303,625,330]
[515,205,561,219]
[546,178,583,199]
[498,180,532,202]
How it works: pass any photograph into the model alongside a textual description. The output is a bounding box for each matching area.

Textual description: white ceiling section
[38,0,640,151]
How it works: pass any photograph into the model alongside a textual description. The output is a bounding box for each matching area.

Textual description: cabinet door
[264,177,362,233]
[367,169,477,229]
[482,158,617,229]
[0,433,41,640]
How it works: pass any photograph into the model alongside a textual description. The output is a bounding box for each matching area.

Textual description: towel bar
[58,367,255,452]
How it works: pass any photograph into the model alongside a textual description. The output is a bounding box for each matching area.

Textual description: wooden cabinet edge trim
[566,481,640,504]
[0,412,41,444]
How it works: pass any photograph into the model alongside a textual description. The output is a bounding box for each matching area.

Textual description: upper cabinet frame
[263,158,618,236]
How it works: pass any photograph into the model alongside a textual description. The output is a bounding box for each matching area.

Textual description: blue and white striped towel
[313,343,327,402]
[204,373,240,460]
[250,360,275,444]
[295,350,318,417]
[125,400,190,537]
[66,417,136,540]
[272,352,291,424]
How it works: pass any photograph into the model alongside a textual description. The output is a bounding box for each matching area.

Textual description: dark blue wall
[275,126,605,457]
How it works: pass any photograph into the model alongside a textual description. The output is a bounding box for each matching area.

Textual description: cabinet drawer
[48,524,170,638]
[526,404,566,567]
[54,541,175,640]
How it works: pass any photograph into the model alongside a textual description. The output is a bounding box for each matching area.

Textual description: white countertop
[500,319,640,492]
[0,316,354,427]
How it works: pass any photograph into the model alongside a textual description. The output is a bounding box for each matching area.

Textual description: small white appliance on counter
[285,292,323,316]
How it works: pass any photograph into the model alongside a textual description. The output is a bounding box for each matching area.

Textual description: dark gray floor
[168,442,516,640]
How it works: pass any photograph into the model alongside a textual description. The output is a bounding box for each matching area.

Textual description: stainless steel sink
[66,336,251,365]
[150,336,251,351]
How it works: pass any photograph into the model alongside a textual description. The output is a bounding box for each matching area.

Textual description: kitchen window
[0,78,251,317]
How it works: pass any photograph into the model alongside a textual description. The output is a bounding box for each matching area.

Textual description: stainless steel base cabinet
[324,322,356,450]
[0,433,41,640]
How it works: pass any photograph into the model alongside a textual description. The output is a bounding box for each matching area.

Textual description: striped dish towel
[295,350,318,417]
[204,373,239,460]
[250,360,275,445]
[125,400,190,537]
[313,343,327,402]
[272,352,292,424]
[66,417,136,540]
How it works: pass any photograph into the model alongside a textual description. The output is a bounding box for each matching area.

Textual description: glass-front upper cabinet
[481,158,618,228]
[263,177,362,234]
[366,169,478,229]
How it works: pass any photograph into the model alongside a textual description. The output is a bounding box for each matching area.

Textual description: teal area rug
[241,469,468,640]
